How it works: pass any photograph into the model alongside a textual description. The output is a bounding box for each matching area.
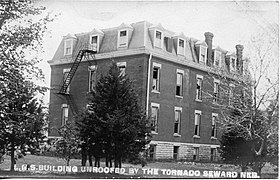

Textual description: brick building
[48,21,247,161]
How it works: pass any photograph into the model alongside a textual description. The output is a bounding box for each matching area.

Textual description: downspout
[146,53,152,115]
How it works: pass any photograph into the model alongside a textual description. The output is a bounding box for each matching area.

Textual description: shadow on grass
[0,170,141,179]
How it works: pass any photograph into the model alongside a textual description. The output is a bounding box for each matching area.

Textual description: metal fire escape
[58,40,97,116]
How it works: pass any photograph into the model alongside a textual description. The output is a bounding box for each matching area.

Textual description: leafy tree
[55,122,80,166]
[205,24,278,174]
[0,0,54,171]
[0,79,48,171]
[220,125,254,171]
[78,61,151,168]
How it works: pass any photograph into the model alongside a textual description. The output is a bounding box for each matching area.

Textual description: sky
[35,0,279,104]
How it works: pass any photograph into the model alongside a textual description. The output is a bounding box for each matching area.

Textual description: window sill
[151,131,158,135]
[152,90,160,94]
[173,133,181,137]
[211,137,217,140]
[117,45,128,48]
[195,99,202,102]
[178,53,185,56]
[176,95,183,99]
[193,135,200,139]
[155,46,163,49]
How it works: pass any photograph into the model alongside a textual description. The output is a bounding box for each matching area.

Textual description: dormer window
[199,46,207,63]
[155,30,163,48]
[64,39,73,56]
[89,35,98,52]
[214,50,222,67]
[178,39,185,56]
[118,30,128,48]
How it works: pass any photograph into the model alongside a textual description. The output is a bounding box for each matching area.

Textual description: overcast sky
[36,0,279,104]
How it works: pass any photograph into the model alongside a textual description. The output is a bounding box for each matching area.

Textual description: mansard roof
[89,28,104,35]
[51,21,235,69]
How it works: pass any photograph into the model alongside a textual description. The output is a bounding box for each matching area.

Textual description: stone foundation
[150,141,220,162]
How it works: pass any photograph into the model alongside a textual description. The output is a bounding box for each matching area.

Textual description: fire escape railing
[59,42,97,94]
[58,40,97,115]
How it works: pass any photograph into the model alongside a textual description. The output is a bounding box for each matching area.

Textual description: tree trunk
[114,153,118,168]
[81,148,87,166]
[118,156,122,168]
[88,152,93,166]
[10,140,15,171]
[95,156,100,167]
[241,164,247,172]
[66,156,70,166]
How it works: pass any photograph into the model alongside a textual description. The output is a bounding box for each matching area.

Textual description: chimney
[204,32,214,66]
[235,44,244,74]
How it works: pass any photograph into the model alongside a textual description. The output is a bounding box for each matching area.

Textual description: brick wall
[48,54,148,137]
[149,56,219,146]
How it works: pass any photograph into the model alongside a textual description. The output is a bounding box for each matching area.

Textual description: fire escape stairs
[57,41,97,115]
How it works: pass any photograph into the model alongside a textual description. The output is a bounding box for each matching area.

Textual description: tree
[0,79,48,171]
[220,124,254,171]
[206,24,278,174]
[55,122,80,166]
[0,0,54,171]
[77,61,151,168]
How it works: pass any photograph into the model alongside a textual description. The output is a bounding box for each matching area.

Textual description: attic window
[154,30,163,48]
[199,46,207,63]
[231,57,236,72]
[120,30,127,37]
[156,31,161,39]
[64,39,73,55]
[178,39,185,56]
[214,50,222,67]
[89,35,98,52]
[118,30,128,48]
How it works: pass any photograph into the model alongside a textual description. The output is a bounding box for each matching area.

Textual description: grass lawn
[0,155,278,178]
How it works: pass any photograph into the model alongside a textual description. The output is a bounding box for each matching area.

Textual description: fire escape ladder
[59,49,85,94]
[57,38,97,116]
[65,94,78,116]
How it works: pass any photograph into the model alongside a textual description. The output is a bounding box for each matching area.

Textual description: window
[118,30,128,48]
[174,107,182,135]
[214,50,222,67]
[63,68,70,94]
[173,146,179,160]
[176,70,183,97]
[155,30,163,48]
[61,104,69,126]
[117,62,126,76]
[88,65,97,92]
[89,35,98,51]
[231,57,236,72]
[196,75,203,101]
[151,103,160,133]
[194,110,201,137]
[213,79,220,103]
[178,39,185,55]
[120,30,127,37]
[199,46,207,63]
[179,39,184,47]
[64,39,73,55]
[156,31,161,39]
[193,147,199,161]
[210,148,217,161]
[149,145,156,160]
[211,113,218,138]
[152,63,161,92]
